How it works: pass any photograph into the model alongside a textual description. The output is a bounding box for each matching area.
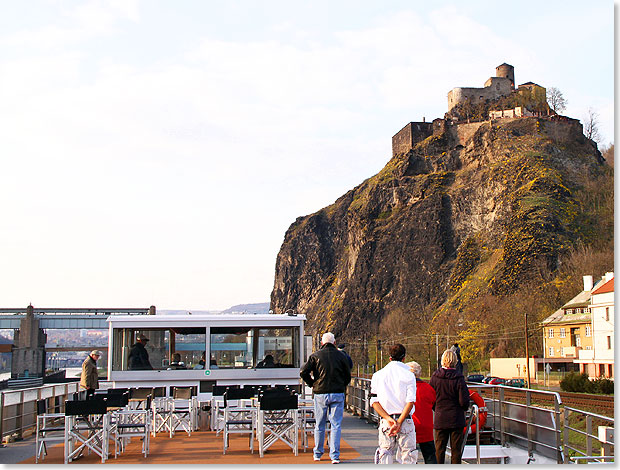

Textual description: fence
[346,378,614,464]
[0,382,80,441]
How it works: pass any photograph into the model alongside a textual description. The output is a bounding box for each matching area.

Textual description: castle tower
[496,63,515,90]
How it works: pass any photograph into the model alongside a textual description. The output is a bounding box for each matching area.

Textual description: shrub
[560,372,594,393]
[592,377,614,395]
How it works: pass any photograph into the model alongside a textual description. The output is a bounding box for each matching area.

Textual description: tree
[583,108,601,142]
[547,87,567,114]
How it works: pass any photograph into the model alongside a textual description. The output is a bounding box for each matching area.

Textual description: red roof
[592,278,614,295]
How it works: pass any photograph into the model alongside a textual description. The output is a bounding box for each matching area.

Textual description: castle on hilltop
[392,63,552,157]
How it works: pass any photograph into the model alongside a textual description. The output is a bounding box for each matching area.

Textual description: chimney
[583,275,593,291]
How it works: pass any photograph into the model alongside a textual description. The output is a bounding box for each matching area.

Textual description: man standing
[128,334,153,370]
[301,332,351,464]
[80,350,102,397]
[337,344,353,369]
[370,344,418,464]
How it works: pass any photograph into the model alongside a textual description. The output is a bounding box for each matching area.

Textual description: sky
[0,1,614,311]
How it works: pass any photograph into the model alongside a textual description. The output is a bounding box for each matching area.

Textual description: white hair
[321,332,336,345]
[406,361,422,378]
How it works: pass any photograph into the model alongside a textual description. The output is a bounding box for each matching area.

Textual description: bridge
[0,307,154,329]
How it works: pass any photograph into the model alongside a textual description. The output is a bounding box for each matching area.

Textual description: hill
[271,116,613,369]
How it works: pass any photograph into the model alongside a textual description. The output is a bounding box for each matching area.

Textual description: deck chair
[152,387,172,436]
[222,387,257,454]
[111,395,152,458]
[257,391,299,458]
[64,399,110,464]
[169,386,195,438]
[212,385,232,434]
[35,399,66,463]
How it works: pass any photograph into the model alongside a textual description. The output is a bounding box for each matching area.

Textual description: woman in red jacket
[407,361,437,464]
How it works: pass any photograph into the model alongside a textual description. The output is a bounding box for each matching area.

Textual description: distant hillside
[220,303,270,314]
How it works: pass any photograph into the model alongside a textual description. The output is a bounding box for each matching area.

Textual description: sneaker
[313,456,321,461]
[331,460,340,464]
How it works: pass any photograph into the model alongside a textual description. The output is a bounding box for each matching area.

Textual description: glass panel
[257,327,299,368]
[112,328,206,371]
[210,327,253,369]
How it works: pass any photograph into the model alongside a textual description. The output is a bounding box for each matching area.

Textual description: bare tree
[547,87,567,114]
[583,108,601,142]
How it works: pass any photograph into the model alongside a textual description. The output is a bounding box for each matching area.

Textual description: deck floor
[16,412,382,465]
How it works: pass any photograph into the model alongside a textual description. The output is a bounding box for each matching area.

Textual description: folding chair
[111,395,152,458]
[212,385,231,434]
[222,387,257,454]
[35,399,66,463]
[169,386,194,438]
[257,391,299,458]
[152,387,172,436]
[64,399,110,464]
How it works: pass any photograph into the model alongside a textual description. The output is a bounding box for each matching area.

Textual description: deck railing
[0,382,80,442]
[345,378,614,464]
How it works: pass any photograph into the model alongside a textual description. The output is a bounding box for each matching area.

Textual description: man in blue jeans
[301,332,352,464]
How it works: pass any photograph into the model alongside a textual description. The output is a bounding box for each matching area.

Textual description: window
[607,336,612,349]
[576,336,581,347]
[608,364,613,378]
[605,307,610,321]
[560,328,566,338]
[585,326,591,337]
[209,326,300,369]
[111,327,206,371]
[585,346,592,350]
[548,329,554,338]
[599,364,605,377]
[548,347,554,356]
[560,347,564,356]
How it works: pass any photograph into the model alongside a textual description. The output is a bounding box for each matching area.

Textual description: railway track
[500,389,614,416]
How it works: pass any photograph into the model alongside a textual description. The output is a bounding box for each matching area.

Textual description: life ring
[464,391,487,435]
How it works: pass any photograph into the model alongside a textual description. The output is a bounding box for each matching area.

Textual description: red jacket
[411,378,436,443]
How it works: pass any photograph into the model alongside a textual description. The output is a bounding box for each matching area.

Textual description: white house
[575,272,614,379]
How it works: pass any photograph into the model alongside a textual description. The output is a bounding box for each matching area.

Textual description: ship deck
[9,412,384,465]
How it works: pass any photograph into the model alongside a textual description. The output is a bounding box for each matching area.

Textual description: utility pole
[435,334,439,371]
[525,312,531,388]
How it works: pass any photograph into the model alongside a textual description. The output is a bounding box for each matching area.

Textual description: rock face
[271,117,605,339]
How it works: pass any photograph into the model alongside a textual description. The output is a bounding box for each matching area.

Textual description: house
[541,275,598,373]
[574,272,614,379]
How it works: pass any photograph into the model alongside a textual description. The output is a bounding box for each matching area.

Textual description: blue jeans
[313,393,345,461]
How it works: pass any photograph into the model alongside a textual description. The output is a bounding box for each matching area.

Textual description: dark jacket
[128,342,153,370]
[429,367,470,430]
[300,343,351,394]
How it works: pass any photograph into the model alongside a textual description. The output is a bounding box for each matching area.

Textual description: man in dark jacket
[430,349,470,464]
[80,350,102,397]
[301,332,351,464]
[128,334,153,370]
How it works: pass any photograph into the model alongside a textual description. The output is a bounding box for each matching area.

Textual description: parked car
[467,374,485,383]
[489,377,506,385]
[482,376,495,384]
[505,378,525,388]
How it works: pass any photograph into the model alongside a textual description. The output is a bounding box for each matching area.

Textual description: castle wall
[451,121,485,146]
[392,122,433,156]
[448,77,512,111]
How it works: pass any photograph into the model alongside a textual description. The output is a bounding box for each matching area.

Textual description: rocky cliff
[271,116,607,340]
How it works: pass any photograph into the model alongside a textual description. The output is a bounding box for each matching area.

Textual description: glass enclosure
[111,325,300,371]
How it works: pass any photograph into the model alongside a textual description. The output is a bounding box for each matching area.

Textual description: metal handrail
[563,406,614,464]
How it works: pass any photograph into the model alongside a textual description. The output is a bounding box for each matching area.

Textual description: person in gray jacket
[301,332,351,464]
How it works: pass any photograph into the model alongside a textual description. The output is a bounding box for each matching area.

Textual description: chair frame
[35,399,66,463]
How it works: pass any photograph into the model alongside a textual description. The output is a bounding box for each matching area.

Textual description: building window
[607,336,612,349]
[560,347,564,356]
[576,336,581,347]
[548,347,554,356]
[586,346,592,350]
[599,364,605,377]
[560,328,566,338]
[605,307,610,321]
[609,364,613,378]
[548,329,554,338]
[585,326,591,337]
